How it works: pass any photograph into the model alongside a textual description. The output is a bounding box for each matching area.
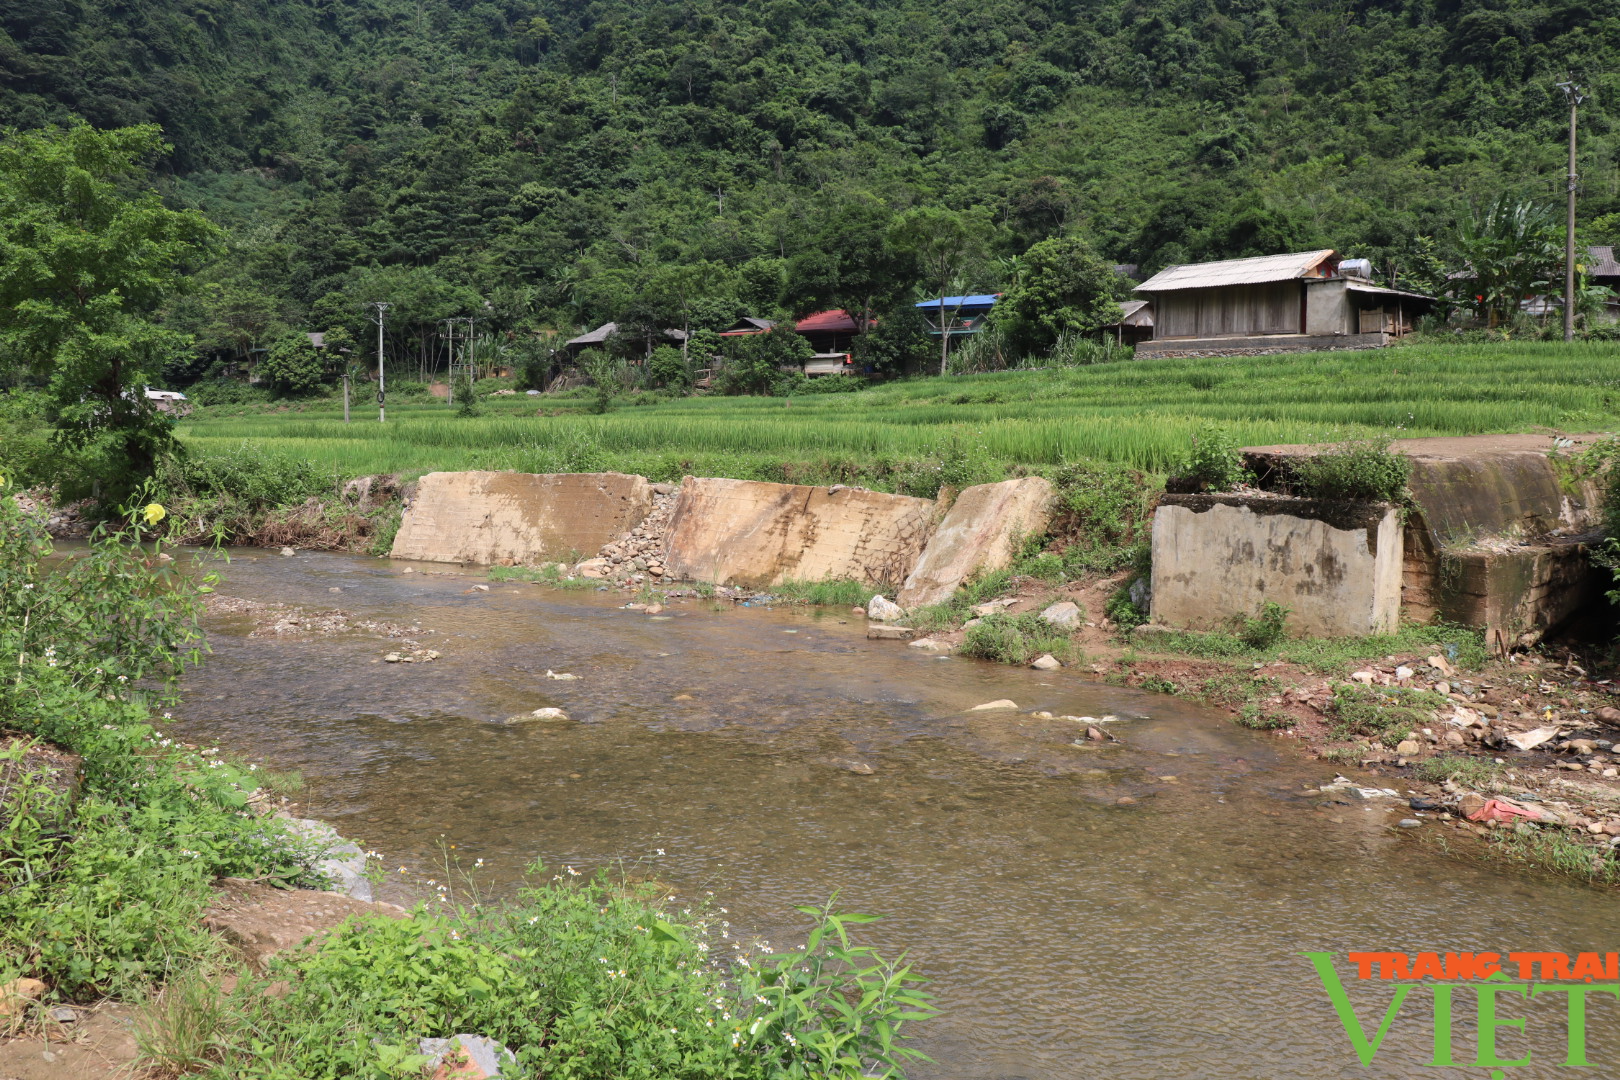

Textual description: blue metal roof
[915,294,999,310]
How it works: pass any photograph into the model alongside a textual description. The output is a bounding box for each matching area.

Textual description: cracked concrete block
[662,478,935,589]
[897,478,1054,609]
[390,471,652,566]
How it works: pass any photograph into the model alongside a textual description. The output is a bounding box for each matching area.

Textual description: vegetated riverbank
[0,492,932,1080]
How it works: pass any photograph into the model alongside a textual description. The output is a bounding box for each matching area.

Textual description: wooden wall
[1154,282,1303,338]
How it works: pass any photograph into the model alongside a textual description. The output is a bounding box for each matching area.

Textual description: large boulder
[897,478,1054,609]
[661,478,935,589]
[390,471,653,566]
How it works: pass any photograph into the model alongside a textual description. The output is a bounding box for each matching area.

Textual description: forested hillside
[3,0,1618,376]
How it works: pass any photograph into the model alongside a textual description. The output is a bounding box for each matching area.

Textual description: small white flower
[655,848,665,855]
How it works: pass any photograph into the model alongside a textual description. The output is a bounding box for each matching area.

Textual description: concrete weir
[390,471,653,565]
[660,477,936,589]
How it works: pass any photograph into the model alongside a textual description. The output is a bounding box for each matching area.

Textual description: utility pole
[1557,79,1586,343]
[465,315,477,382]
[440,318,458,405]
[342,366,351,423]
[369,301,390,421]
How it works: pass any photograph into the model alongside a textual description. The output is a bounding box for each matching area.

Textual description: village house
[914,294,999,340]
[1133,249,1434,357]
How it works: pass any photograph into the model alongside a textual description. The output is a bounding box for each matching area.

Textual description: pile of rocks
[576,484,678,583]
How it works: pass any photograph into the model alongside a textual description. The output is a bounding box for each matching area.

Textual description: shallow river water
[173,549,1620,1079]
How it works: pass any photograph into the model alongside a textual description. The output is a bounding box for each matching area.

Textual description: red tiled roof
[794,309,860,334]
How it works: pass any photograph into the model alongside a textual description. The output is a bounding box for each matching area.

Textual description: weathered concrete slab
[897,478,1053,609]
[662,478,935,589]
[390,471,652,566]
[1151,494,1402,637]
[1246,434,1608,643]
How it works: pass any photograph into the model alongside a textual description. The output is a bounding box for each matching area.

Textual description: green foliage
[0,388,55,488]
[0,125,221,504]
[647,345,691,393]
[1412,755,1501,788]
[718,328,813,397]
[455,373,482,417]
[960,612,1076,666]
[1178,423,1248,492]
[992,237,1124,356]
[579,349,620,415]
[221,879,931,1080]
[258,333,328,395]
[1327,683,1452,747]
[1236,703,1296,730]
[0,485,311,997]
[157,442,334,511]
[1291,439,1411,503]
[1454,196,1564,327]
[1104,583,1149,632]
[1236,602,1290,649]
[771,578,872,607]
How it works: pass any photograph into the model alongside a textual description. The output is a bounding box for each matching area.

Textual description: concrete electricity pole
[440,318,458,405]
[1557,79,1586,343]
[369,301,390,421]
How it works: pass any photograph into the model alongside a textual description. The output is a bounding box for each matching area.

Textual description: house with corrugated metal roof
[1133,249,1434,357]
[915,294,999,340]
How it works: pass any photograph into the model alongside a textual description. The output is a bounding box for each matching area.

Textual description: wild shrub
[1413,755,1500,788]
[773,577,871,606]
[1104,583,1148,631]
[1290,439,1410,503]
[221,881,933,1080]
[1047,458,1155,572]
[454,373,481,417]
[1176,423,1247,492]
[0,486,314,997]
[1235,601,1289,648]
[960,612,1077,666]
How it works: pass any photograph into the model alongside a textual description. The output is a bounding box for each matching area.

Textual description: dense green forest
[3,0,1619,381]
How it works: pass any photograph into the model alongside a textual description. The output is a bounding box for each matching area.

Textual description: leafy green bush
[454,373,481,417]
[221,879,933,1080]
[1104,582,1148,631]
[0,485,312,997]
[1177,423,1247,492]
[186,380,274,408]
[647,345,691,393]
[1291,439,1410,503]
[772,578,871,606]
[1236,601,1290,648]
[960,612,1076,666]
[157,442,335,510]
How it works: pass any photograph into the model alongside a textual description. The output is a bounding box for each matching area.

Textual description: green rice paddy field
[178,342,1620,481]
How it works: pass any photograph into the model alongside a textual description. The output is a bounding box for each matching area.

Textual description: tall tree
[888,207,978,374]
[0,124,219,500]
[992,237,1125,356]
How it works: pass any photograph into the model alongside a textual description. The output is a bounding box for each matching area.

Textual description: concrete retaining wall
[390,471,653,565]
[661,477,936,589]
[898,478,1053,609]
[1151,494,1403,637]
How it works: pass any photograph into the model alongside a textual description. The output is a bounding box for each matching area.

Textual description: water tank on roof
[1339,258,1373,280]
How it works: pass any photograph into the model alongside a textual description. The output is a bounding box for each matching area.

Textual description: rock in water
[279,546,296,557]
[866,625,915,640]
[502,707,569,724]
[544,670,580,680]
[970,699,1018,711]
[865,595,905,622]
[1030,653,1062,671]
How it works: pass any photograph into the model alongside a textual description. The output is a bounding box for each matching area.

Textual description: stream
[172,548,1620,1079]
